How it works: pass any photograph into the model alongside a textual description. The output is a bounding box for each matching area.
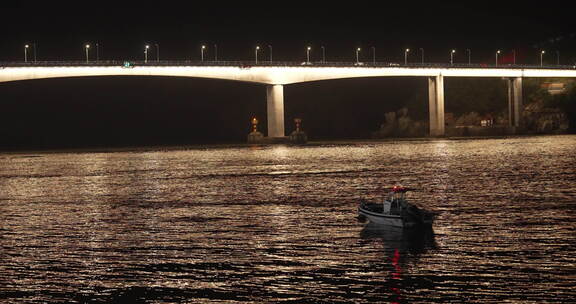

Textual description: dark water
[1,136,575,303]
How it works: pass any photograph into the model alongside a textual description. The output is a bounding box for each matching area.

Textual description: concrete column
[507,77,523,128]
[428,75,445,137]
[266,84,285,137]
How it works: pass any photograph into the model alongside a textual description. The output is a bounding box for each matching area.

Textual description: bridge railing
[1,60,575,70]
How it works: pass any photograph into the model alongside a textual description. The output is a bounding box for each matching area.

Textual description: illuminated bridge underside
[2,66,575,138]
[2,66,576,84]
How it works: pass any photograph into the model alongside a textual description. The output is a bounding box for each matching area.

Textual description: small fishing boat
[358,186,434,228]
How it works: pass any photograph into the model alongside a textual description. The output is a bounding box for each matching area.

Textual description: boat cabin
[383,186,410,215]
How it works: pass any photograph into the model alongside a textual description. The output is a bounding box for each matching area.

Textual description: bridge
[2,61,576,138]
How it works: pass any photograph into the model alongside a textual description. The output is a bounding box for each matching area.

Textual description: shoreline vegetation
[371,78,576,138]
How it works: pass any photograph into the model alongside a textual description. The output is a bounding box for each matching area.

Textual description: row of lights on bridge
[21,43,561,66]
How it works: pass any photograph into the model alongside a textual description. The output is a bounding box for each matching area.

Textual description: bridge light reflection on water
[1,136,576,302]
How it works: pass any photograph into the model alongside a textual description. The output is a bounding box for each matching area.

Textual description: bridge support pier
[428,76,445,137]
[267,84,285,138]
[507,77,523,129]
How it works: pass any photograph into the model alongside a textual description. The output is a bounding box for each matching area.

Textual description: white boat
[358,186,434,228]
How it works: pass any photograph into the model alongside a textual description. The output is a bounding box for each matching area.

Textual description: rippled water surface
[1,136,576,303]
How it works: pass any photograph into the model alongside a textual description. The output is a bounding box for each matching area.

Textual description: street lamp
[540,50,545,66]
[466,49,471,65]
[145,45,149,63]
[85,44,90,63]
[419,48,424,64]
[24,44,29,62]
[496,50,501,66]
[450,49,456,65]
[306,46,311,64]
[371,46,376,64]
[201,45,206,62]
[255,46,260,64]
[404,48,410,65]
[356,47,361,64]
[321,46,325,63]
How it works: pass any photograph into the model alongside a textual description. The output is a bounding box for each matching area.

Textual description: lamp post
[85,44,90,63]
[156,44,160,62]
[419,48,424,64]
[24,44,29,62]
[466,49,471,65]
[371,46,376,64]
[306,46,311,64]
[268,45,272,63]
[201,45,206,62]
[32,43,37,63]
[450,49,456,65]
[255,46,260,64]
[496,50,501,66]
[540,50,545,67]
[321,46,325,63]
[356,47,361,64]
[404,48,410,65]
[145,45,149,63]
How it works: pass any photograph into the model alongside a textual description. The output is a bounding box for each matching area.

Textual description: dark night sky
[1,2,575,148]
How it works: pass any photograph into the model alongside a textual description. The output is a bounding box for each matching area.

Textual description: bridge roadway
[2,61,576,137]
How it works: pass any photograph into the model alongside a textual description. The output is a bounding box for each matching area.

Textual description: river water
[1,135,575,303]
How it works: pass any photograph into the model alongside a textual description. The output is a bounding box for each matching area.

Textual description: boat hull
[358,201,433,228]
[358,207,407,228]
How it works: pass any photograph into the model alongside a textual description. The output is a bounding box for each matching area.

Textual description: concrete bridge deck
[2,61,576,84]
